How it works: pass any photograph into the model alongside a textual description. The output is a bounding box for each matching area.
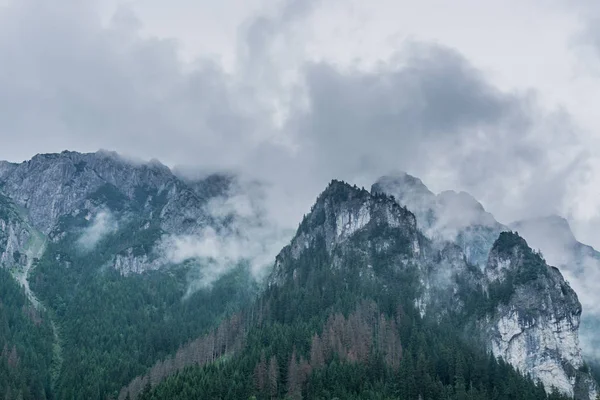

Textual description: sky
[1,0,600,249]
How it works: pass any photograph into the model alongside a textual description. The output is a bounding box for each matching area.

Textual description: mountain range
[0,150,599,400]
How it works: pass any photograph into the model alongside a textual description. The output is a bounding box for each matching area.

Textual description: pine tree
[254,352,267,393]
[310,334,325,369]
[268,356,279,400]
[287,350,302,400]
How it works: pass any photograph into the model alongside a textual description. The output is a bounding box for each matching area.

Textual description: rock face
[0,150,235,275]
[0,194,32,270]
[483,233,593,398]
[271,179,597,399]
[511,215,600,365]
[0,151,209,235]
[269,181,422,287]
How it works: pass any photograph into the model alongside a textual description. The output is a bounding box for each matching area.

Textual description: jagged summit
[372,173,506,267]
[270,179,421,287]
[0,150,214,234]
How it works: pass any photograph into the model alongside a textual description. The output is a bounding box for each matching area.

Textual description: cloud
[0,0,275,170]
[78,209,118,251]
[562,256,600,361]
[160,179,293,292]
[286,43,589,230]
[1,1,600,265]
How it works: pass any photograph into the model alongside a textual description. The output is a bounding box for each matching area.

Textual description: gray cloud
[160,179,293,294]
[288,44,587,229]
[0,1,598,277]
[0,0,273,170]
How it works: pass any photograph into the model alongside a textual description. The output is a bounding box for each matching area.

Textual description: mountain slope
[373,173,598,398]
[0,151,258,400]
[1,154,598,399]
[137,179,592,400]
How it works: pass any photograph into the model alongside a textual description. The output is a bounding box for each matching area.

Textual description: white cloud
[78,209,118,250]
[160,179,293,291]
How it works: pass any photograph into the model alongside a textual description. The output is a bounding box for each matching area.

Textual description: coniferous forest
[0,180,598,400]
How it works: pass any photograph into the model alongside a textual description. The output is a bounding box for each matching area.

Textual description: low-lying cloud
[78,209,118,251]
[160,179,293,293]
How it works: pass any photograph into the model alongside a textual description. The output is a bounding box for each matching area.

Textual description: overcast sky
[1,0,600,247]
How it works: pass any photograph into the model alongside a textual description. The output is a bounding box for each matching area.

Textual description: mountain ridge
[0,152,599,399]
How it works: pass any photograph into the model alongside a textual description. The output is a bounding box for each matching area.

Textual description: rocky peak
[0,151,186,233]
[511,216,600,365]
[373,173,506,266]
[298,180,417,249]
[269,180,421,287]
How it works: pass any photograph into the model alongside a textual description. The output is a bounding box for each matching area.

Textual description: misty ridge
[3,0,600,399]
[63,153,600,339]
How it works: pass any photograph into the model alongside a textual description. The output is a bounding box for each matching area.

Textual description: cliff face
[269,180,422,288]
[482,233,594,398]
[0,151,235,275]
[0,194,31,270]
[0,151,209,235]
[511,215,600,373]
[270,179,597,399]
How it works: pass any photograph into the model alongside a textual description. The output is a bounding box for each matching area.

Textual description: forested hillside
[0,156,598,400]
[0,268,54,400]
[128,182,582,400]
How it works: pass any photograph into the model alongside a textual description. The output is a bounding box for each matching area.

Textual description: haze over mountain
[2,0,600,254]
[1,151,599,400]
[2,1,600,399]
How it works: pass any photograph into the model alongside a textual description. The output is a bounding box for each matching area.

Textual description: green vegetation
[0,181,595,400]
[138,228,570,400]
[0,268,54,400]
[28,213,257,400]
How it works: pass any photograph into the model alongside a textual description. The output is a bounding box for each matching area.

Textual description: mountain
[374,173,600,387]
[1,153,599,400]
[0,151,258,399]
[511,216,600,364]
[271,180,596,399]
[131,179,596,400]
[0,150,238,275]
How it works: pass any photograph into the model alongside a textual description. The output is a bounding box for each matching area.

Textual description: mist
[159,178,294,293]
[77,209,118,251]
